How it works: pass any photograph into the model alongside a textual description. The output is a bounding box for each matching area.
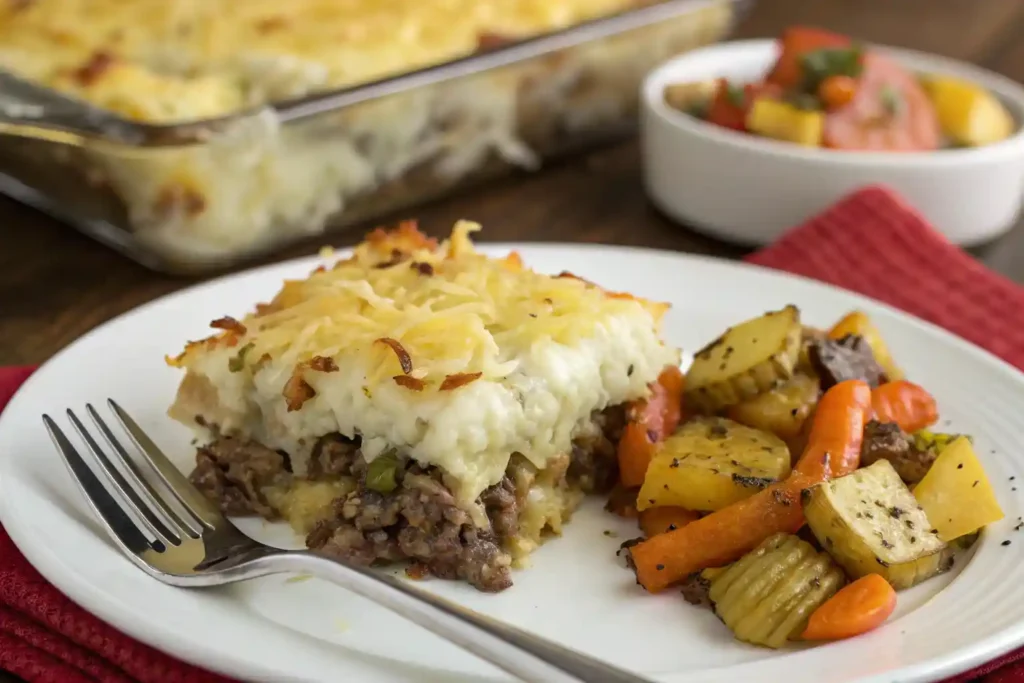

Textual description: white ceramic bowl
[641,39,1024,246]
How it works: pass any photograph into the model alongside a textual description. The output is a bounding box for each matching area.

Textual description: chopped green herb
[880,85,902,116]
[366,453,400,493]
[686,100,710,120]
[800,44,864,93]
[786,92,823,111]
[725,82,746,108]
[228,343,254,372]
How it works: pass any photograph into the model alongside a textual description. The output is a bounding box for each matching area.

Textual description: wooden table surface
[3,0,1024,367]
[0,2,1022,683]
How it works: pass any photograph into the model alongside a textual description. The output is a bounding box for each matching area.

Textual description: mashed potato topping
[168,222,679,502]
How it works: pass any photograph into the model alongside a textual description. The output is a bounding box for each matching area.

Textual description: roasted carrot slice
[630,380,871,593]
[638,507,700,537]
[823,53,940,151]
[871,380,938,432]
[802,574,897,641]
[766,26,852,89]
[617,366,684,487]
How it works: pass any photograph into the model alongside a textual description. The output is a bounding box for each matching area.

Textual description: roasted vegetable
[745,97,824,146]
[631,380,872,593]
[685,305,803,413]
[808,334,887,389]
[828,311,903,381]
[801,573,897,641]
[912,429,969,456]
[618,366,685,487]
[797,326,827,372]
[913,436,1004,542]
[639,506,700,537]
[727,372,821,442]
[923,76,1016,147]
[871,380,939,433]
[636,417,792,512]
[861,420,935,484]
[707,533,845,648]
[803,459,953,590]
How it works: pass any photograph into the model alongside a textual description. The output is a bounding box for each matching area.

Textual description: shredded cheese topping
[170,221,670,392]
[0,0,643,123]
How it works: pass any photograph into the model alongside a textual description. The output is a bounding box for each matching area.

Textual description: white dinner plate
[1,244,1023,683]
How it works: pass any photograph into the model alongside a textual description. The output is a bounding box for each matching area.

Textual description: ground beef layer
[189,406,624,592]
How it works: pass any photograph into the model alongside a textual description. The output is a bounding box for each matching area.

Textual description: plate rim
[2,242,1023,683]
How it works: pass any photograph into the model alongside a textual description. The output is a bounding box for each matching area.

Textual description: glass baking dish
[0,0,748,275]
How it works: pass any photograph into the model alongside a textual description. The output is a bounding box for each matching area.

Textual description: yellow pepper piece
[913,437,1004,542]
[745,97,824,147]
[923,76,1015,147]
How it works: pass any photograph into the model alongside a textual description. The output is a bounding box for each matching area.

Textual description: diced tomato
[707,79,747,130]
[766,26,852,89]
[706,79,784,132]
[823,53,940,152]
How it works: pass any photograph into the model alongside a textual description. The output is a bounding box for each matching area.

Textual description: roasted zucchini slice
[685,306,802,413]
[707,533,845,649]
[803,460,952,590]
[636,417,791,512]
[913,436,1004,543]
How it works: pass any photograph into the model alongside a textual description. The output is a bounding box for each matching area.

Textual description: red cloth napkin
[0,368,232,683]
[2,185,1024,682]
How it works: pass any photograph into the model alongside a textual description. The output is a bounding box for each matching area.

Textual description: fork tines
[42,400,212,557]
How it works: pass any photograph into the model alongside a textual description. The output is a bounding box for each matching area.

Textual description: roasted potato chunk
[707,533,845,648]
[803,460,952,590]
[913,436,1004,543]
[726,372,821,442]
[685,306,802,413]
[636,417,791,512]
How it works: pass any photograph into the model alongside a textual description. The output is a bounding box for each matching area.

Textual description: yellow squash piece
[685,305,803,413]
[923,76,1016,147]
[828,310,903,381]
[707,533,845,649]
[913,436,1004,542]
[726,372,821,442]
[637,417,791,512]
[745,98,824,147]
[804,460,953,590]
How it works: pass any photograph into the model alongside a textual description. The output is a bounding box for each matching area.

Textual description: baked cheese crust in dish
[0,0,651,123]
[0,0,734,267]
[168,222,680,590]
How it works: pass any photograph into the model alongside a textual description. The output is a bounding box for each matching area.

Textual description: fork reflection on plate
[41,400,653,683]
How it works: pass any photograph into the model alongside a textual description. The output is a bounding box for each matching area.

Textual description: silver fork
[42,400,652,683]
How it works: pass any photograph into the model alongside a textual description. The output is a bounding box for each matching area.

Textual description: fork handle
[257,551,652,683]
